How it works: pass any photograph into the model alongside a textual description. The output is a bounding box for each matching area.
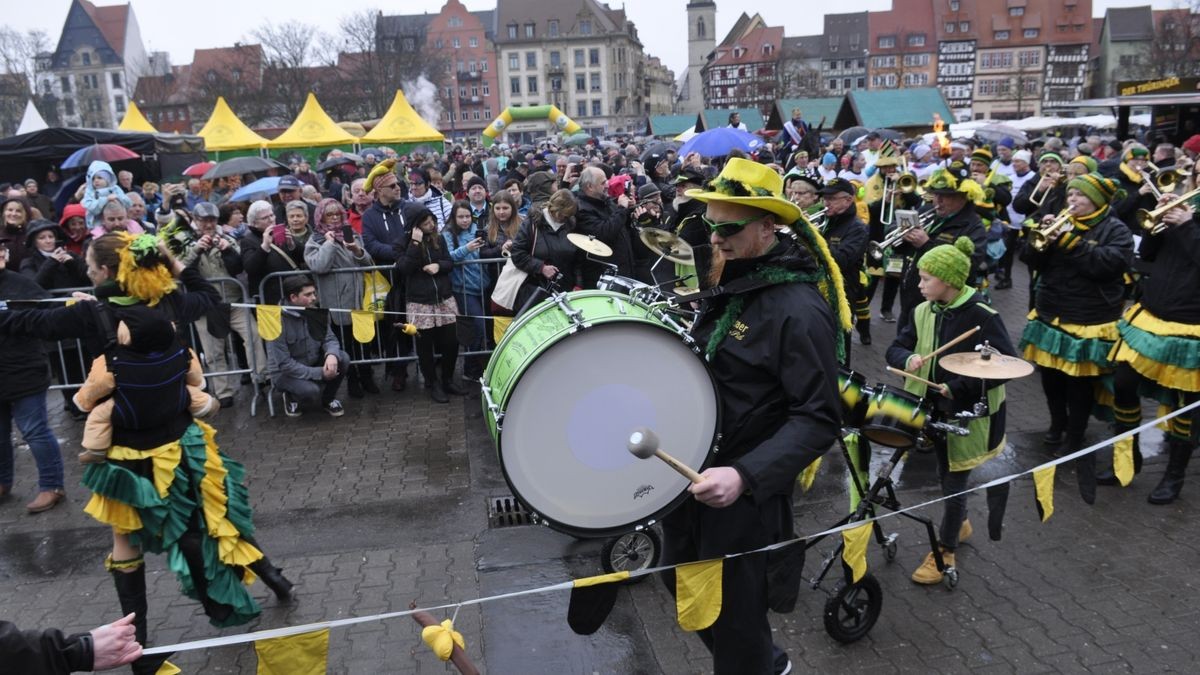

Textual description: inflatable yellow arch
[481,105,582,147]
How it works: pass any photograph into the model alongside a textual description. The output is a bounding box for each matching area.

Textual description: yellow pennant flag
[574,571,630,587]
[255,628,329,675]
[676,560,722,631]
[844,432,870,513]
[155,661,181,675]
[421,619,466,662]
[350,309,376,343]
[798,456,822,492]
[841,523,872,584]
[1033,466,1056,522]
[256,305,282,341]
[1113,436,1135,487]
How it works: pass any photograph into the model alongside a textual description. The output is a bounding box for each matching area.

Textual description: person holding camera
[243,200,311,306]
[399,204,461,403]
[444,200,488,382]
[576,166,636,287]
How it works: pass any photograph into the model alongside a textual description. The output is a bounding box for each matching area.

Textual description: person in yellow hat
[660,158,849,675]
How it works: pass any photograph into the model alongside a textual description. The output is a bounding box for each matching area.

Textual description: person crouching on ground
[266,275,349,418]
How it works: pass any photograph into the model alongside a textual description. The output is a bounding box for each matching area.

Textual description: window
[857,77,865,88]
[111,72,121,88]
[167,110,175,121]
[471,85,479,97]
[64,99,75,115]
[878,36,895,49]
[580,20,592,36]
[590,73,601,91]
[1019,50,1040,67]
[459,86,467,98]
[574,49,584,67]
[468,60,477,73]
[469,37,478,48]
[959,22,969,31]
[435,39,444,49]
[114,95,125,112]
[949,0,960,9]
[482,60,488,72]
[482,83,490,96]
[548,20,559,37]
[592,100,601,116]
[527,76,538,93]
[828,78,838,90]
[485,107,491,118]
[444,86,452,98]
[589,48,600,66]
[1023,29,1039,38]
[550,51,561,67]
[904,54,930,67]
[697,17,706,38]
[577,100,587,117]
[82,52,91,66]
[857,59,865,69]
[843,78,851,89]
[473,110,481,121]
[575,74,585,91]
[873,56,896,68]
[60,75,71,93]
[1009,7,1024,16]
[508,53,519,69]
[510,77,520,94]
[453,37,461,48]
[908,34,926,47]
[507,23,517,39]
[1118,54,1139,67]
[458,60,466,73]
[526,52,537,68]
[945,23,955,33]
[448,16,462,27]
[462,111,469,121]
[525,23,535,38]
[551,77,562,91]
[994,31,1010,40]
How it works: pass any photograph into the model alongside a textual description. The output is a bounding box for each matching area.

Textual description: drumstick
[886,366,944,391]
[627,427,704,484]
[918,325,980,362]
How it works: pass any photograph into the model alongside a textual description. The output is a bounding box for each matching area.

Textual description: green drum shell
[862,385,929,448]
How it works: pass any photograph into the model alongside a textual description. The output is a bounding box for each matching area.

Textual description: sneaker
[281,393,301,418]
[778,660,792,675]
[880,310,896,323]
[324,399,345,417]
[911,549,955,585]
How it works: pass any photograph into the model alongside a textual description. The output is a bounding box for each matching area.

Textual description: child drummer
[885,237,1018,584]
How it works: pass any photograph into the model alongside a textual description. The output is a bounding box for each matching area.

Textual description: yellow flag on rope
[256,305,282,341]
[154,661,181,675]
[844,432,870,513]
[1033,466,1056,522]
[1113,436,1135,487]
[351,309,376,343]
[798,456,822,492]
[569,571,628,635]
[574,571,630,587]
[421,619,466,662]
[676,560,722,631]
[255,628,329,675]
[841,523,872,583]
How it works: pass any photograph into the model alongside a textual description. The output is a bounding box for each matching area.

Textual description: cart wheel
[944,567,959,589]
[883,538,898,562]
[601,528,661,584]
[823,574,883,643]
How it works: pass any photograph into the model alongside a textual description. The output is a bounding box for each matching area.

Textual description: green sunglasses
[701,214,764,238]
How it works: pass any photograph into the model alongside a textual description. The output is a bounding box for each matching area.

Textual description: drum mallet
[627,427,704,484]
[886,366,950,396]
[918,325,980,362]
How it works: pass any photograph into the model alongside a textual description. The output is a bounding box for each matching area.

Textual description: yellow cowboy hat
[685,158,802,224]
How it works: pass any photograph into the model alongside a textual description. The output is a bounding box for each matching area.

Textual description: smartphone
[341,225,355,242]
[272,226,287,247]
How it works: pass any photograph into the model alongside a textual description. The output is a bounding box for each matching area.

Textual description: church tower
[681,0,715,114]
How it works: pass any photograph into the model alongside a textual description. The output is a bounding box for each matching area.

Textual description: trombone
[1028,170,1063,207]
[868,208,934,261]
[1029,208,1072,252]
[879,173,918,226]
[1137,188,1200,235]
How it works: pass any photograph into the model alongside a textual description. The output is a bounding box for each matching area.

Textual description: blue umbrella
[678,127,763,158]
[229,176,281,202]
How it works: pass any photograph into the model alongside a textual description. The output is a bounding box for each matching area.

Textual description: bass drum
[482,290,719,538]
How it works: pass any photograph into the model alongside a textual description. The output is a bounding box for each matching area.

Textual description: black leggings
[415,323,458,385]
[1039,367,1097,446]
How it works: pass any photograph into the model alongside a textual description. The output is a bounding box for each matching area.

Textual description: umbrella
[970,123,1029,146]
[52,174,85,216]
[61,143,139,169]
[316,155,361,172]
[182,161,215,177]
[561,132,592,147]
[202,156,290,181]
[678,127,763,159]
[836,126,870,143]
[875,128,904,142]
[228,176,281,202]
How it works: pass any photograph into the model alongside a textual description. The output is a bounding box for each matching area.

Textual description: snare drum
[837,368,873,430]
[481,290,720,537]
[861,385,930,448]
[596,273,648,295]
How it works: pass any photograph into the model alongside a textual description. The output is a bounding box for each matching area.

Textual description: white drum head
[500,322,718,536]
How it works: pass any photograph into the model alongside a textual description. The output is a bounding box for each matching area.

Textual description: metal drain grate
[488,495,536,528]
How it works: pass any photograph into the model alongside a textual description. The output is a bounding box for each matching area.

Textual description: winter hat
[918,236,975,289]
[1068,173,1124,209]
[997,137,1015,150]
[970,147,993,166]
[59,203,87,226]
[912,143,932,161]
[822,152,837,166]
[1182,134,1200,155]
[1123,143,1150,161]
[466,175,487,192]
[1069,155,1098,173]
[1075,142,1093,157]
[636,182,662,202]
[1013,150,1033,164]
[1038,152,1064,167]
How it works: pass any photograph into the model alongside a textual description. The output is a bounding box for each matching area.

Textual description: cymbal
[938,352,1035,380]
[639,228,694,265]
[566,232,613,257]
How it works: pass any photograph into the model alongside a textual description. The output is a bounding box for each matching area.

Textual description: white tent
[1130,113,1152,127]
[16,100,47,135]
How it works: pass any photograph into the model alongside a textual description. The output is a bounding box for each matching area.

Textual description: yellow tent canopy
[360,90,444,144]
[267,93,358,149]
[117,101,157,133]
[196,97,269,151]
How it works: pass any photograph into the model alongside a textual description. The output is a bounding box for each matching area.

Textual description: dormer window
[507,23,517,39]
[879,36,895,48]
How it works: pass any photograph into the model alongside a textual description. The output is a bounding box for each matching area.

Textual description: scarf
[543,207,565,232]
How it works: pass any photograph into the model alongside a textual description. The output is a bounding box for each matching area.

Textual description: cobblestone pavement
[2,263,1198,674]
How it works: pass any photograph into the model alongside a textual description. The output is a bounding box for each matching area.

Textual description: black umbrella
[201,156,290,181]
[875,128,904,142]
[316,155,360,172]
[836,126,870,142]
[640,141,673,166]
[52,174,85,216]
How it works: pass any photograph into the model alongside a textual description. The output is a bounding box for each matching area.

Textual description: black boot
[359,365,380,394]
[249,557,295,601]
[1148,441,1194,505]
[347,369,364,399]
[178,533,235,625]
[427,381,449,403]
[1097,436,1142,486]
[110,559,172,675]
[857,325,872,346]
[443,377,466,396]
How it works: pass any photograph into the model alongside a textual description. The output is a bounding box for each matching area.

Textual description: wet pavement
[2,262,1198,674]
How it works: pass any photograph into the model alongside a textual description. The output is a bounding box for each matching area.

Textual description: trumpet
[806,206,827,232]
[1028,170,1064,207]
[879,173,918,226]
[1029,208,1072,252]
[1137,187,1200,235]
[868,210,934,261]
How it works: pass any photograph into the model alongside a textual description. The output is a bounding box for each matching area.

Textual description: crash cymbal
[938,352,1035,380]
[639,228,694,265]
[567,232,613,257]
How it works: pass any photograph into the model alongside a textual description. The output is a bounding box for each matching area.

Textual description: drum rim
[492,318,722,539]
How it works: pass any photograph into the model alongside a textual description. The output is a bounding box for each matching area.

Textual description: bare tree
[0,28,50,134]
[1142,3,1200,79]
[253,21,325,121]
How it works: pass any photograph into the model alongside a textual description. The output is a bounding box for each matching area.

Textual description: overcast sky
[11,0,1188,78]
